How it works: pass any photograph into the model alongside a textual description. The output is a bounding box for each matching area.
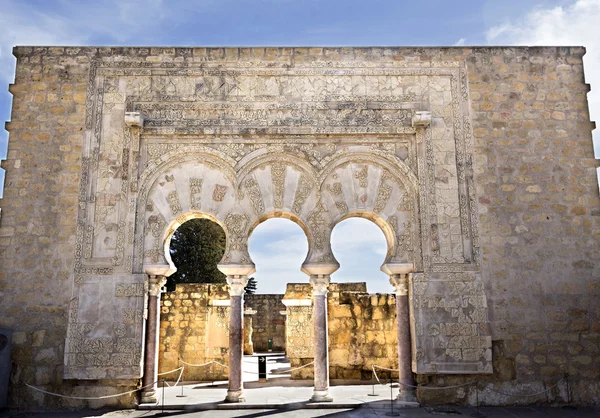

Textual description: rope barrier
[25,380,157,401]
[24,357,567,404]
[483,378,565,397]
[270,361,314,374]
[178,359,216,367]
[157,366,183,376]
[372,365,476,390]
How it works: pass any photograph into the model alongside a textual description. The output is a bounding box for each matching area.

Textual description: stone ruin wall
[158,283,229,381]
[158,282,400,382]
[284,283,399,380]
[244,294,286,352]
[158,286,286,380]
[0,46,598,408]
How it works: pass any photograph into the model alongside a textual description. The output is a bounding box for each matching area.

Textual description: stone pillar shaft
[390,273,417,401]
[225,275,248,403]
[310,274,332,402]
[396,292,414,390]
[141,275,166,403]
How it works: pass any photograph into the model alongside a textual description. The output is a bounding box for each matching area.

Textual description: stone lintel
[301,262,339,277]
[124,111,144,128]
[144,264,176,277]
[281,299,312,307]
[411,111,431,128]
[210,299,231,307]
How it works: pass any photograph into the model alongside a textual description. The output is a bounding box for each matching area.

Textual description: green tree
[168,218,226,291]
[244,277,257,294]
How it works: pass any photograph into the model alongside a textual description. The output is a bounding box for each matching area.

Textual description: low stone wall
[245,294,286,352]
[159,282,399,382]
[158,284,230,381]
[284,283,399,380]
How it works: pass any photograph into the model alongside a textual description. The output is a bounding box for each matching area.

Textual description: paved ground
[3,405,600,417]
[3,355,599,417]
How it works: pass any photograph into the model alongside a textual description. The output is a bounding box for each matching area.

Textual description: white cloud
[486,0,600,158]
[454,38,466,46]
[0,0,184,84]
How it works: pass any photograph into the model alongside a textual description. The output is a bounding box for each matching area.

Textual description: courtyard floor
[2,354,599,417]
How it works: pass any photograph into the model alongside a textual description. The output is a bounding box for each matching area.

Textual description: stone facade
[0,46,598,408]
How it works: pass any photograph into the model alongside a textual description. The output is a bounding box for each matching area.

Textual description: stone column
[386,263,417,402]
[141,274,167,403]
[309,274,332,402]
[302,262,338,402]
[222,272,251,403]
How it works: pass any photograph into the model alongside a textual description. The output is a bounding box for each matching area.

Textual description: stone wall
[284,283,400,380]
[158,286,286,379]
[463,46,600,406]
[0,46,598,409]
[158,283,229,381]
[245,294,286,352]
[0,48,140,409]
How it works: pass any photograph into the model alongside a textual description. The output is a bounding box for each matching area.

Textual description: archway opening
[331,217,389,294]
[159,217,230,384]
[248,218,309,295]
[246,217,308,361]
[166,217,227,291]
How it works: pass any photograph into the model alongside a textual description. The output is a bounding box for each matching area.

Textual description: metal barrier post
[386,377,399,416]
[161,379,165,414]
[176,367,186,398]
[368,368,378,396]
[471,382,485,418]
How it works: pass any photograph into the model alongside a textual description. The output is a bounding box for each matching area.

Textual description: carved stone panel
[206,305,230,359]
[73,56,484,376]
[410,272,492,374]
[64,274,147,379]
[285,306,313,358]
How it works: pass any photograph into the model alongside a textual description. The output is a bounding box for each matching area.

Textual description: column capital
[310,275,331,296]
[227,276,249,296]
[147,275,167,297]
[389,273,411,296]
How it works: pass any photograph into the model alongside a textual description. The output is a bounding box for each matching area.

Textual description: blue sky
[0,0,598,294]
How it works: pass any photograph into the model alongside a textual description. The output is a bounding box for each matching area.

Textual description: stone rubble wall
[244,294,286,352]
[158,286,286,380]
[284,283,400,380]
[158,283,229,381]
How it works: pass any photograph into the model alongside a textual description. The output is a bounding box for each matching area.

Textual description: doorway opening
[244,218,309,384]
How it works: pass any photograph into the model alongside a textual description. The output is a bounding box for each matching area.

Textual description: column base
[140,390,157,404]
[396,389,418,403]
[225,389,246,403]
[310,389,333,402]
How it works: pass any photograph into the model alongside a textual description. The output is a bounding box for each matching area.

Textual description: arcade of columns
[140,263,417,403]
